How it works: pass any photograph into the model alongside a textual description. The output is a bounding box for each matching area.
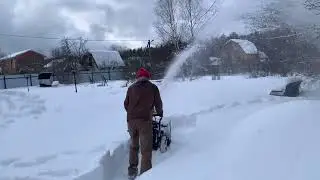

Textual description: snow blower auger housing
[269,78,303,97]
[152,114,172,153]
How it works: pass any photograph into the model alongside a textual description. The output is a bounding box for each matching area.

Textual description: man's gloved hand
[152,109,163,117]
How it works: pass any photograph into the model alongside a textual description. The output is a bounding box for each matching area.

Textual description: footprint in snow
[13,154,58,168]
[230,101,241,107]
[0,119,15,129]
[4,119,15,125]
[247,98,263,104]
[0,157,21,167]
[61,150,79,155]
[215,104,226,109]
[0,90,46,128]
[0,176,42,180]
[38,169,79,177]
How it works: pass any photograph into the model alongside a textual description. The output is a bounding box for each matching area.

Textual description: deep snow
[0,82,129,180]
[139,100,320,180]
[0,75,318,180]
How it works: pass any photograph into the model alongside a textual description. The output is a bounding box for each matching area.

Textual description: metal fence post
[73,71,78,93]
[3,75,7,89]
[29,74,33,86]
[91,71,94,84]
[26,76,30,92]
[108,67,111,80]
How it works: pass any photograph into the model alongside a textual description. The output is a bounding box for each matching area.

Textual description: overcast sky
[0,0,158,55]
[0,0,318,56]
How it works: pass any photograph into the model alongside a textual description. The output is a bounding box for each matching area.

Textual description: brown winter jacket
[124,78,163,121]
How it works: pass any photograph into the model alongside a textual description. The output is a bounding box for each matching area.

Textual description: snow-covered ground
[0,75,319,180]
[140,99,320,180]
[0,82,129,180]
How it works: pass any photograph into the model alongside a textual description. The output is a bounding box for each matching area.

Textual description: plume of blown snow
[198,0,261,40]
[161,44,199,91]
[198,0,320,43]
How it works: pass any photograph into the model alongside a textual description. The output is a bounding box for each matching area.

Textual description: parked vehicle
[38,72,53,87]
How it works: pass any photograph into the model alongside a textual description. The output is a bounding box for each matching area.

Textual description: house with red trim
[0,49,46,74]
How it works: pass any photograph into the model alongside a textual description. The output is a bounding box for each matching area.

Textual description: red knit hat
[136,67,151,79]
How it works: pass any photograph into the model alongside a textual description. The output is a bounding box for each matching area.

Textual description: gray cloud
[3,0,314,56]
[99,0,157,39]
[0,0,156,56]
[0,0,76,55]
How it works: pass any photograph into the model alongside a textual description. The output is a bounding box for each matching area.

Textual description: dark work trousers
[127,119,153,176]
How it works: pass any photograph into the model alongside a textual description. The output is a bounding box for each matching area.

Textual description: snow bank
[139,100,320,180]
[214,100,320,180]
[75,140,130,180]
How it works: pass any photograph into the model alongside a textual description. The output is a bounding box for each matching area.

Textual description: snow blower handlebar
[152,114,163,123]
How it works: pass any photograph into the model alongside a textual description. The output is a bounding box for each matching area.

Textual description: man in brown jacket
[124,67,163,179]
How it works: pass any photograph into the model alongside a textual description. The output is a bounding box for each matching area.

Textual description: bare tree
[179,0,218,42]
[51,47,63,58]
[243,0,320,41]
[305,0,320,14]
[60,37,89,71]
[242,1,291,32]
[154,0,181,51]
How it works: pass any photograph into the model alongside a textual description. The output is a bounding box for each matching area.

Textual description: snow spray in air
[158,0,263,92]
[160,44,199,92]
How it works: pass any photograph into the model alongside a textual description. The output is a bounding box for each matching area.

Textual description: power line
[197,0,219,22]
[193,0,220,36]
[0,33,151,42]
[266,33,303,40]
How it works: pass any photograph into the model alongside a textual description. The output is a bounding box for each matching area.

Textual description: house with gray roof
[221,39,269,74]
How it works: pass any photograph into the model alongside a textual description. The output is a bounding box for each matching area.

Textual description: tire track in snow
[189,95,297,118]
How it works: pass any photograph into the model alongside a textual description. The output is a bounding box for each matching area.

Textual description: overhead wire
[0,33,151,42]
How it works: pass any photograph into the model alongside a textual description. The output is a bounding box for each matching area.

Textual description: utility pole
[147,39,154,72]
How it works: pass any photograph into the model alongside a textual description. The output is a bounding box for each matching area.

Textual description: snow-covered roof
[0,49,32,60]
[43,58,66,68]
[228,39,258,55]
[89,50,125,68]
[258,51,268,59]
